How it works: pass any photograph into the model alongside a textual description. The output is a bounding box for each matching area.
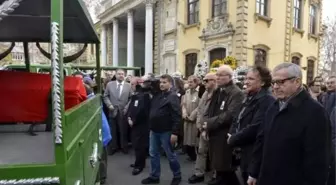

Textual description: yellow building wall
[174,0,320,81]
[246,0,287,70]
[290,0,320,83]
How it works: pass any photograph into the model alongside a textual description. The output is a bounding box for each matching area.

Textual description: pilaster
[283,0,293,62]
[107,24,112,65]
[235,0,248,66]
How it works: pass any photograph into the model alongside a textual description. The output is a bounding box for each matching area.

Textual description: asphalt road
[105,150,208,185]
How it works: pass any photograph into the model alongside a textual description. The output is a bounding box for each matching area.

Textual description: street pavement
[105,150,207,185]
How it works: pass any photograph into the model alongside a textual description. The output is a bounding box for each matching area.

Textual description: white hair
[218,65,234,77]
[273,62,302,79]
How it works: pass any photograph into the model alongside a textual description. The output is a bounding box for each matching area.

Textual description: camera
[142,76,160,94]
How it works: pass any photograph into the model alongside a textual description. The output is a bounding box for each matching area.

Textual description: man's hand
[247,176,257,185]
[182,113,188,119]
[170,134,178,145]
[108,105,114,110]
[202,122,207,129]
[128,117,133,127]
[227,133,232,144]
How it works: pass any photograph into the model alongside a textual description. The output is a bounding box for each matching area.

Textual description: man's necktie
[117,83,122,97]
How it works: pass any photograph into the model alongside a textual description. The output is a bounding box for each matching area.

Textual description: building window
[256,0,268,16]
[291,56,301,66]
[309,5,317,34]
[293,0,302,29]
[209,48,226,65]
[12,52,24,61]
[254,49,267,66]
[307,60,315,83]
[212,0,227,17]
[185,53,198,77]
[187,0,199,25]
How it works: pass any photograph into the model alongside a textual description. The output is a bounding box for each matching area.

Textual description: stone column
[127,10,134,75]
[144,0,155,74]
[100,24,107,66]
[112,18,119,67]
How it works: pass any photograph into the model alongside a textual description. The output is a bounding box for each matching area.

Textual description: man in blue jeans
[141,74,182,185]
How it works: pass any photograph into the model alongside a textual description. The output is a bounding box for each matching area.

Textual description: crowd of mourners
[77,62,336,185]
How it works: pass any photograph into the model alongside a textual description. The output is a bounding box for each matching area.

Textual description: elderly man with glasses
[248,63,331,185]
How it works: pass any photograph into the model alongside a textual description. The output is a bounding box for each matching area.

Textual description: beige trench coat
[182,88,200,146]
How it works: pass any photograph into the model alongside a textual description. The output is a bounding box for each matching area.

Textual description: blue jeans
[149,131,181,179]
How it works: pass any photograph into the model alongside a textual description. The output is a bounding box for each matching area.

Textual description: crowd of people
[78,62,335,185]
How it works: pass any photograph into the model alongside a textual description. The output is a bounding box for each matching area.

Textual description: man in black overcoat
[127,77,151,175]
[248,63,331,185]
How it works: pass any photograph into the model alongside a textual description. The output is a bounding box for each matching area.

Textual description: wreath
[210,56,238,72]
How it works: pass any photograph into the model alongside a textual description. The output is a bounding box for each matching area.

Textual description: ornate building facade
[98,0,323,82]
[169,0,323,83]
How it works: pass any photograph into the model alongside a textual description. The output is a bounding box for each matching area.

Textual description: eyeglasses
[203,79,215,83]
[271,77,296,85]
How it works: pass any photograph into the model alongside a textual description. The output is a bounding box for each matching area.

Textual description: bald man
[203,65,244,185]
[188,73,217,184]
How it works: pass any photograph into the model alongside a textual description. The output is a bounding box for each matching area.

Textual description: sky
[323,0,336,20]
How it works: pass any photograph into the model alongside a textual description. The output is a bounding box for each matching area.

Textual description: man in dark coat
[127,77,151,175]
[228,66,275,183]
[203,65,244,185]
[248,63,331,185]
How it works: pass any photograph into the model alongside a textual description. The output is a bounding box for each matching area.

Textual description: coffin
[0,71,87,123]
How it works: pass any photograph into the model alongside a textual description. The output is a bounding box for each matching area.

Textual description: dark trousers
[108,110,128,152]
[216,171,241,185]
[134,147,148,169]
[328,155,335,185]
[186,145,197,161]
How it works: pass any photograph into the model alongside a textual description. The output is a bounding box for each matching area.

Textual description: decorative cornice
[0,177,60,184]
[144,0,156,4]
[0,0,22,21]
[127,9,134,17]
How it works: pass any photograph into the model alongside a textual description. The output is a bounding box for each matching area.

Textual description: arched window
[209,48,226,65]
[254,49,267,66]
[307,59,315,84]
[291,56,301,66]
[185,53,198,77]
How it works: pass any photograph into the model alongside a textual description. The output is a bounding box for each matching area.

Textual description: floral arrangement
[209,56,238,72]
[193,60,209,77]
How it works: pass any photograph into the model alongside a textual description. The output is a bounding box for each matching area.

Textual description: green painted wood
[64,96,102,185]
[96,43,101,94]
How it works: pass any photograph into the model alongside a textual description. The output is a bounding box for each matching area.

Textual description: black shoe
[132,168,143,175]
[207,177,223,185]
[130,164,135,168]
[188,175,204,184]
[171,177,182,185]
[141,177,160,184]
[100,179,106,185]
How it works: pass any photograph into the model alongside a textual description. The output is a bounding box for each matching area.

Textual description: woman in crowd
[227,65,275,184]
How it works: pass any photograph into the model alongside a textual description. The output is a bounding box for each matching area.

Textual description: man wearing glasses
[188,73,217,184]
[247,63,331,185]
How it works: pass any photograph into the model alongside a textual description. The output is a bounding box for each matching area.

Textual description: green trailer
[0,0,102,184]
